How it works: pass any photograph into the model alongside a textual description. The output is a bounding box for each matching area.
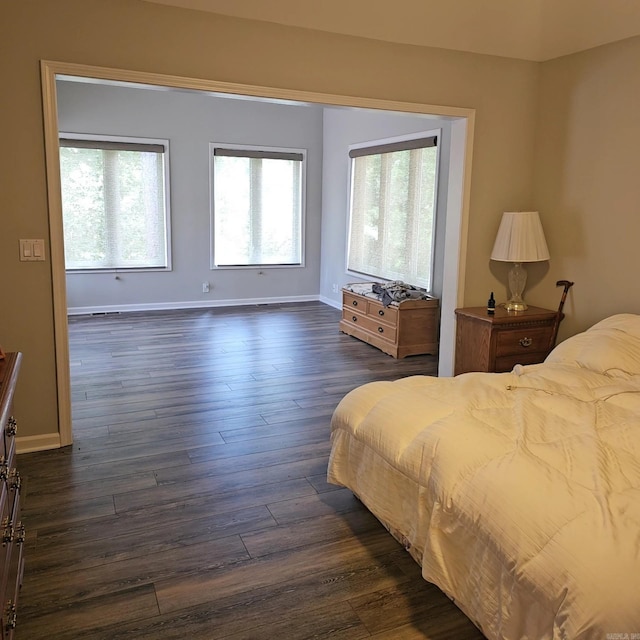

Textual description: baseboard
[17,432,62,454]
[67,294,322,316]
[318,294,341,310]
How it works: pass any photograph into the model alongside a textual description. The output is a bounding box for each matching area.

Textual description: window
[347,133,439,290]
[59,136,170,271]
[211,145,304,267]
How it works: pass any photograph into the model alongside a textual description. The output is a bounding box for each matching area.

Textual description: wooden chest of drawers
[454,306,557,374]
[0,353,24,640]
[339,289,439,358]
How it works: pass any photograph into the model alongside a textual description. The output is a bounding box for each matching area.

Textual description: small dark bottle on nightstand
[487,292,496,315]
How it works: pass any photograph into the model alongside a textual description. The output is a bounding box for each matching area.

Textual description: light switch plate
[20,239,46,261]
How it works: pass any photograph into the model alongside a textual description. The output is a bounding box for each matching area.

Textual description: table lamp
[490,211,550,312]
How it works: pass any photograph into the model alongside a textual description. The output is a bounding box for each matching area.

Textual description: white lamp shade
[490,211,550,263]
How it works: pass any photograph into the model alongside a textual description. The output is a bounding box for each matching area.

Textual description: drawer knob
[352,300,358,307]
[377,327,384,334]
[6,417,17,438]
[519,337,533,348]
[378,309,384,316]
[352,316,358,322]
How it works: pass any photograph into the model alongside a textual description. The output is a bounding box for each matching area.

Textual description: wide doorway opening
[41,61,474,447]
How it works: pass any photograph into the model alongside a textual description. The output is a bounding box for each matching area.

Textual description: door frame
[40,59,475,446]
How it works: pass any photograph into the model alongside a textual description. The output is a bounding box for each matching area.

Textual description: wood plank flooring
[17,302,484,639]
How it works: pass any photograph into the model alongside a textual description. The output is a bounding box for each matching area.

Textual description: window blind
[213,147,303,162]
[59,139,165,154]
[347,136,439,290]
[348,136,437,159]
[59,138,169,270]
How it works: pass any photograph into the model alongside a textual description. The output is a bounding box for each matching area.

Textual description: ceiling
[142,0,640,61]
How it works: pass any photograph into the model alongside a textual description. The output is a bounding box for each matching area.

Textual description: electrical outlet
[332,283,339,293]
[202,282,210,293]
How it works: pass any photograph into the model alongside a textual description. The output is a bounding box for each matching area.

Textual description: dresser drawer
[495,326,554,357]
[495,352,550,373]
[343,292,366,312]
[366,300,398,324]
[341,309,397,343]
[342,308,366,325]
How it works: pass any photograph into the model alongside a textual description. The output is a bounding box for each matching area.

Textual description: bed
[327,313,640,638]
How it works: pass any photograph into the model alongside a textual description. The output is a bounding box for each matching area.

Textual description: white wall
[319,107,453,307]
[59,81,457,317]
[57,80,325,312]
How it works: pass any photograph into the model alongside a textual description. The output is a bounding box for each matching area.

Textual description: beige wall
[2,0,539,440]
[534,36,640,340]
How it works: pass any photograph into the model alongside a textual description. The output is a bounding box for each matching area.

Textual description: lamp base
[504,299,528,312]
[505,262,528,312]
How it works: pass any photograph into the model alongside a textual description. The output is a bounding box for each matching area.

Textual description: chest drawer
[341,309,397,342]
[343,292,366,312]
[366,300,398,324]
[495,325,554,357]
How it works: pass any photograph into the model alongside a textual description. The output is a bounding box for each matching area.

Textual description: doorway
[41,60,475,446]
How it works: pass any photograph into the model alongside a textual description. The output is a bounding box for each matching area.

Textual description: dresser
[0,353,24,640]
[340,287,439,358]
[454,306,557,375]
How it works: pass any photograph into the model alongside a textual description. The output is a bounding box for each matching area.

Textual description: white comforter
[328,314,640,639]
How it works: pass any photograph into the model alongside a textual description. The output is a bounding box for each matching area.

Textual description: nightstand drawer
[495,326,554,357]
[495,352,549,373]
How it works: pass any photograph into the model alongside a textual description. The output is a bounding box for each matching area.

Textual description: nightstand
[454,306,557,375]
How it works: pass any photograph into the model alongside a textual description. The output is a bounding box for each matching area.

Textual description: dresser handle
[6,417,17,438]
[377,327,384,334]
[9,469,21,493]
[378,309,384,316]
[4,602,17,630]
[352,300,358,307]
[352,316,358,322]
[15,523,25,546]
[2,518,14,545]
[519,337,533,347]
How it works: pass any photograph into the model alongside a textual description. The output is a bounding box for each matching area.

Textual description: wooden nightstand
[454,306,557,375]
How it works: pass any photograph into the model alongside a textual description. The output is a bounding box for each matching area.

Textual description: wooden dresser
[454,306,557,374]
[340,288,439,358]
[0,353,24,640]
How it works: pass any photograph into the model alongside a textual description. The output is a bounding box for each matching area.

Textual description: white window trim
[345,129,441,290]
[60,132,173,273]
[209,142,307,270]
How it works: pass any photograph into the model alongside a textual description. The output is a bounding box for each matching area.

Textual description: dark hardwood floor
[17,302,483,639]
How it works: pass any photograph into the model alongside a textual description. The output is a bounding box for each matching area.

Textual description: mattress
[328,314,640,638]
